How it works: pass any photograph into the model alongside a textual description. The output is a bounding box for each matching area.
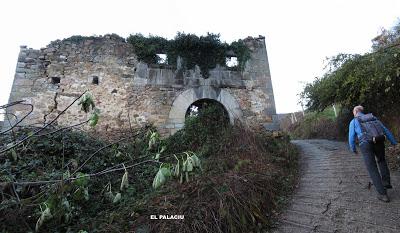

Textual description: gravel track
[274,140,400,233]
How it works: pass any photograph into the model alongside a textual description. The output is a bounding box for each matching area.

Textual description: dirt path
[274,140,400,233]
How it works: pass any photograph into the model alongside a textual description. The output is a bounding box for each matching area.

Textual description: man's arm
[348,119,357,153]
[379,121,398,145]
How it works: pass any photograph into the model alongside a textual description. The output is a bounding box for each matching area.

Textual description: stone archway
[167,86,243,134]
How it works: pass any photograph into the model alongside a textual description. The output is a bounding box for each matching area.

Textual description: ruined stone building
[6,34,278,135]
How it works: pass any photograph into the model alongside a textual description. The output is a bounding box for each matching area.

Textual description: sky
[0,0,399,114]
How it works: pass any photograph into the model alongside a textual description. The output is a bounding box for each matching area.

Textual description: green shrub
[164,103,230,155]
[300,20,400,138]
[127,34,169,64]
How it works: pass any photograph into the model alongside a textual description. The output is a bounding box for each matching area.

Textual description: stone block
[25,57,35,63]
[168,118,185,124]
[16,68,27,73]
[171,84,183,89]
[11,86,32,94]
[15,73,25,79]
[135,62,148,79]
[17,62,26,68]
[14,79,33,86]
[30,64,40,70]
[122,74,134,79]
[133,77,147,85]
[263,122,279,131]
[169,128,178,135]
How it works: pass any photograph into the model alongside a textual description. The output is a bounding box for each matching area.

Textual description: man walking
[348,106,397,202]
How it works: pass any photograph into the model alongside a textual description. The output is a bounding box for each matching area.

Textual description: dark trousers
[359,141,391,195]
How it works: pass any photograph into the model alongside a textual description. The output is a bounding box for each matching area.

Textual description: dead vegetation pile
[133,125,298,233]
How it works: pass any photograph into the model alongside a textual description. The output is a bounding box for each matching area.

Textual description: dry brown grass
[132,125,299,233]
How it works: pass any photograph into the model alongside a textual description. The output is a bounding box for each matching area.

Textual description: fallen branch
[0,102,33,135]
[11,159,160,186]
[35,120,89,137]
[8,149,181,187]
[0,91,87,154]
[71,127,148,176]
[0,112,18,122]
[0,100,25,109]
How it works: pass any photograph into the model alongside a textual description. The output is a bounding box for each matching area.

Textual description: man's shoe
[377,194,390,203]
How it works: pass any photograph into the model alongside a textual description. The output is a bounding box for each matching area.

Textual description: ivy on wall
[167,33,227,77]
[230,40,251,72]
[127,33,252,77]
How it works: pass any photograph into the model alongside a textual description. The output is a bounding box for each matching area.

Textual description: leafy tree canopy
[301,20,400,116]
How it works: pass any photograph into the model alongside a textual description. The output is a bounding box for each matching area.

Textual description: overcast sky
[0,0,399,114]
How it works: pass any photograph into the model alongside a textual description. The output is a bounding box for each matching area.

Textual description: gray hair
[353,105,364,114]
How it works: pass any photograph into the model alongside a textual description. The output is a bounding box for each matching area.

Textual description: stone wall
[6,34,278,136]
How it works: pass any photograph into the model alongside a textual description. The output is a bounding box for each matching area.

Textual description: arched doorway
[166,86,243,134]
[185,98,230,124]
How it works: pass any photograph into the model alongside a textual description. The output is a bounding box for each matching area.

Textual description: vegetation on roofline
[59,34,126,44]
[127,32,252,77]
[58,32,252,78]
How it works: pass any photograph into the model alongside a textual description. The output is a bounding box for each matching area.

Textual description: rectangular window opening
[226,57,238,68]
[51,77,60,84]
[92,76,99,85]
[156,54,167,64]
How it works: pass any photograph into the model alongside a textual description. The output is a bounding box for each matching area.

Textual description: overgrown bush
[0,127,159,232]
[163,103,230,155]
[62,34,125,44]
[168,32,228,77]
[127,34,169,64]
[288,113,339,140]
[284,107,341,140]
[1,104,298,233]
[127,32,252,77]
[134,124,298,233]
[335,107,354,140]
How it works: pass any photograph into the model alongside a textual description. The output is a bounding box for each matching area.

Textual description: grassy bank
[286,107,340,140]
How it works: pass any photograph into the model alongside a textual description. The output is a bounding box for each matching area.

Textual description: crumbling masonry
[6,34,278,135]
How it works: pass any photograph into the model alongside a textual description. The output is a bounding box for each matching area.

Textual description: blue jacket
[348,113,397,152]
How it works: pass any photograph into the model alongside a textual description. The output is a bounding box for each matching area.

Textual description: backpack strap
[355,116,368,143]
[353,118,360,144]
[355,116,367,133]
